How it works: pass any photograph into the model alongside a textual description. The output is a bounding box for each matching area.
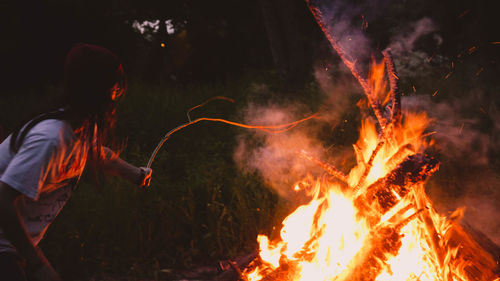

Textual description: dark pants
[0,252,27,281]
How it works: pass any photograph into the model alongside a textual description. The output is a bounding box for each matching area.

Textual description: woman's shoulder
[27,119,73,145]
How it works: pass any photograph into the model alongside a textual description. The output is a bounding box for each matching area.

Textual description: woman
[0,43,152,280]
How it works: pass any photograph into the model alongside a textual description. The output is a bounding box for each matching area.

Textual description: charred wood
[382,49,401,125]
[354,153,439,225]
[454,223,500,280]
[260,262,296,281]
[345,226,403,281]
[214,252,258,281]
[384,154,439,187]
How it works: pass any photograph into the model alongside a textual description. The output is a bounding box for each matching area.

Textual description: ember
[234,2,500,281]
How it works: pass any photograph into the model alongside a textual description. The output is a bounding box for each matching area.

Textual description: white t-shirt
[0,119,88,253]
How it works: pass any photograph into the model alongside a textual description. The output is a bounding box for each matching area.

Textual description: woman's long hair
[10,43,126,166]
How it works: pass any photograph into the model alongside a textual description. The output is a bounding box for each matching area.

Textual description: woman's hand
[137,167,152,188]
[98,148,152,187]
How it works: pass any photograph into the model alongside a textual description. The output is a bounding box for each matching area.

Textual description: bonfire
[230,2,500,281]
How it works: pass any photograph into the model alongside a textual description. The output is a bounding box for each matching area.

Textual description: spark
[468,46,477,54]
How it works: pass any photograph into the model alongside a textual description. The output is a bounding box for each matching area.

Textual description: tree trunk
[259,0,312,89]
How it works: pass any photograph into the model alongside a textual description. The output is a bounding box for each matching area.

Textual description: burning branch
[411,184,452,281]
[354,139,385,190]
[305,0,387,130]
[385,143,415,170]
[299,150,350,187]
[382,50,401,124]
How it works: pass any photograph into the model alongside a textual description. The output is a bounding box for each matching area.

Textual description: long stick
[147,114,319,168]
[305,0,387,129]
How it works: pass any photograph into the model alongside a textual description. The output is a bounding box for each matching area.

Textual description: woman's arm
[0,181,62,281]
[99,147,152,187]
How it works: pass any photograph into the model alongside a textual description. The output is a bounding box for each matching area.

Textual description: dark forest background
[1,0,499,280]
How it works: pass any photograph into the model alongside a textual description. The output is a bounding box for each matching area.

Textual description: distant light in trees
[165,19,175,35]
[131,19,177,42]
[160,43,166,48]
[132,20,160,34]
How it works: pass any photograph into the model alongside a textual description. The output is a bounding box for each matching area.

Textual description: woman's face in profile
[110,82,125,102]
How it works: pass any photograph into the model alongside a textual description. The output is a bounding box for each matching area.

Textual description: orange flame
[242,60,498,281]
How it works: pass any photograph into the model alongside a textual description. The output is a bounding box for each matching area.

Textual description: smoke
[387,17,439,57]
[327,16,372,67]
[386,17,446,81]
[403,93,493,166]
[233,64,365,200]
[383,15,500,245]
[313,66,357,124]
[233,101,335,199]
[404,93,500,244]
[311,0,445,89]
